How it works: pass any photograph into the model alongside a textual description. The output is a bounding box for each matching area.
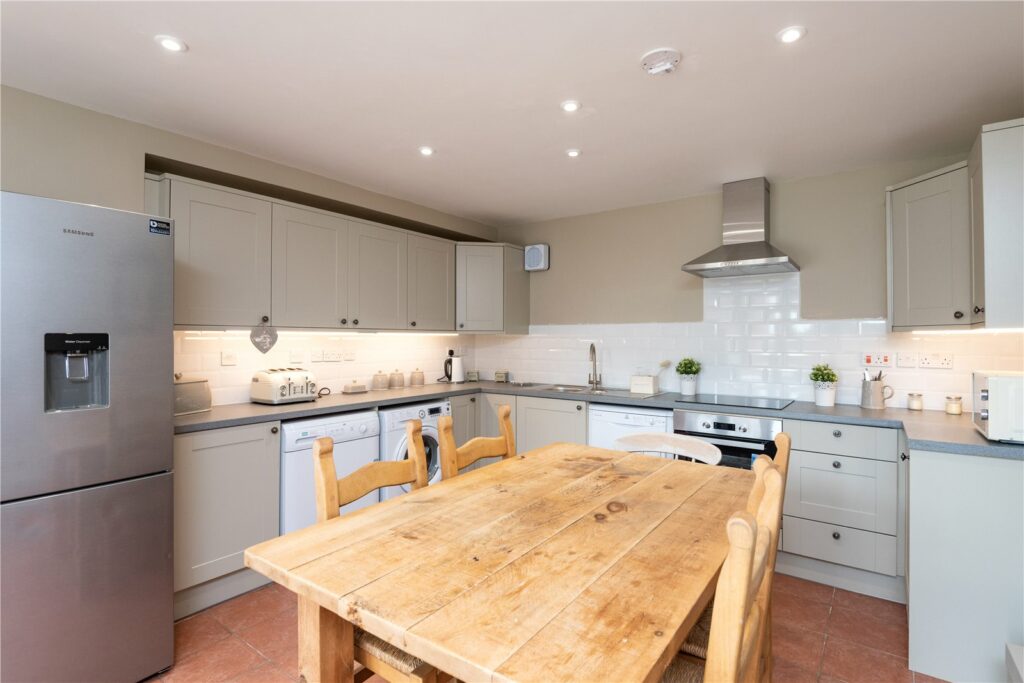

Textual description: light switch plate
[863,352,892,367]
[919,353,953,369]
[220,351,237,366]
[897,352,918,368]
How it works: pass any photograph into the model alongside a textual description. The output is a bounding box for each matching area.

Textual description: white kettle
[441,349,466,383]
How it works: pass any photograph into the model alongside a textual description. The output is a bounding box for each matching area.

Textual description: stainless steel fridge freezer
[1,191,174,682]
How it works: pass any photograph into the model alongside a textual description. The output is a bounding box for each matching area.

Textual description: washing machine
[378,399,451,500]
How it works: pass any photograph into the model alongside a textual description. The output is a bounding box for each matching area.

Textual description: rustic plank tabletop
[245,442,753,683]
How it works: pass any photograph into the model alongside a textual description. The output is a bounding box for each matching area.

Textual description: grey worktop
[174,381,1023,460]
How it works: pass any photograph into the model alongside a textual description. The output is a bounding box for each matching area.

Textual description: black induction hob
[673,393,794,411]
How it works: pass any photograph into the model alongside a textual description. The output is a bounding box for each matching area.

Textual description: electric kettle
[439,349,466,383]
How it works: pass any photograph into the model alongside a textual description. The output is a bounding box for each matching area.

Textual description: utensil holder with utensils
[861,379,894,410]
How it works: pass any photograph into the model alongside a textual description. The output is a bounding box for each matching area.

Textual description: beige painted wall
[502,154,965,323]
[0,86,496,240]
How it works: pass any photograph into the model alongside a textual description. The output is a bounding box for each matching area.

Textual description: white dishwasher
[280,410,380,534]
[587,404,673,457]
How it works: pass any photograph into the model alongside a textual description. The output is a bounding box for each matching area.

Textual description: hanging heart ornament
[250,323,278,354]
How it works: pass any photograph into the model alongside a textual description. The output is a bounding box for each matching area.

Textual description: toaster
[251,368,318,405]
[972,371,1024,443]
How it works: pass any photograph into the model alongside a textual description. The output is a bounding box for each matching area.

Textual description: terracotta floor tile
[774,573,836,605]
[174,612,232,662]
[237,605,299,674]
[821,636,913,683]
[828,605,908,658]
[162,636,266,683]
[833,588,908,624]
[772,589,832,632]
[209,585,297,633]
[772,656,819,683]
[913,672,951,683]
[226,662,297,683]
[772,620,827,673]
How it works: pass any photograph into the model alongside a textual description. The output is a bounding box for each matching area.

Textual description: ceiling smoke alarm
[640,48,681,75]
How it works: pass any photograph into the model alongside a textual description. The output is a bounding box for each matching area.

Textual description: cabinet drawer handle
[271,426,279,434]
[832,460,841,469]
[340,318,347,325]
[261,315,269,323]
[832,429,842,438]
[832,531,841,540]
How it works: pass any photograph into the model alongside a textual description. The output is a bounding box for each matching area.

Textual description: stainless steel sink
[544,384,590,393]
[506,381,539,388]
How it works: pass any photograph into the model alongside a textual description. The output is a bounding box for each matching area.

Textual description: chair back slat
[312,419,429,522]
[613,433,722,465]
[440,404,515,479]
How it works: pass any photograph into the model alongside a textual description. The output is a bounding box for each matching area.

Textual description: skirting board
[776,550,908,604]
[174,568,270,620]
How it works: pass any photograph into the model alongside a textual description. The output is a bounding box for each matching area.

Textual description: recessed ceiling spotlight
[561,100,581,113]
[154,35,188,52]
[640,48,681,75]
[776,26,807,44]
[418,146,435,157]
[566,149,581,158]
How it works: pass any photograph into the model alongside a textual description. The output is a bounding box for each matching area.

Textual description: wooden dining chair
[678,450,787,680]
[613,433,722,465]
[662,462,784,683]
[311,420,442,683]
[438,404,516,479]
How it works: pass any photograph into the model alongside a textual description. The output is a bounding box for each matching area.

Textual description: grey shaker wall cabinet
[455,243,530,334]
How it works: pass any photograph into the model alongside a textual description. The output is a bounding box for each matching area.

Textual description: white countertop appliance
[972,370,1024,443]
[379,399,450,500]
[588,405,673,456]
[280,410,380,534]
[251,368,317,404]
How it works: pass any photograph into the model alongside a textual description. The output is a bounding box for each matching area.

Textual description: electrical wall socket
[220,351,237,366]
[919,353,953,369]
[897,352,918,368]
[862,352,892,367]
[322,351,342,362]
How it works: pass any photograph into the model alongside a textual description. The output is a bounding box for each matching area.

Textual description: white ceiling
[2,2,1022,227]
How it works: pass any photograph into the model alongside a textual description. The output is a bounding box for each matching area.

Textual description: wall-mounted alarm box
[524,243,549,271]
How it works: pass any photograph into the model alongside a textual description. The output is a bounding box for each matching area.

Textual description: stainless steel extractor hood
[682,177,798,278]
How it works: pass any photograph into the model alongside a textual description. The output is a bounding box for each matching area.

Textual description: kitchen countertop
[174,381,1023,460]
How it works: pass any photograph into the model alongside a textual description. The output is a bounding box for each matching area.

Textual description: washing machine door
[383,426,442,499]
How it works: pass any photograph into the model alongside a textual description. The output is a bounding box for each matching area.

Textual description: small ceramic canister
[371,371,389,391]
[389,369,405,389]
[410,368,425,386]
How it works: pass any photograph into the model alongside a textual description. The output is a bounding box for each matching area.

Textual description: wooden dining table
[245,442,753,683]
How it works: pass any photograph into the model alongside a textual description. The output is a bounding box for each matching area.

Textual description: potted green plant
[810,363,839,407]
[676,358,701,396]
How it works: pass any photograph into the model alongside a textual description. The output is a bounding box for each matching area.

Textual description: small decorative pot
[679,374,698,396]
[814,381,837,407]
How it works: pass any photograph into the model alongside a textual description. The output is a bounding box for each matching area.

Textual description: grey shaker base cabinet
[173,422,281,606]
[515,396,587,453]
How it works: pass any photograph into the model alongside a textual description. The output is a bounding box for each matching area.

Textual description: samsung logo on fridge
[62,228,95,237]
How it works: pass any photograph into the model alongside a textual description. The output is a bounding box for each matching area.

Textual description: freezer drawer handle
[832,460,841,469]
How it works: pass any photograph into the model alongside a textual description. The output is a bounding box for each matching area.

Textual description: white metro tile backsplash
[174,332,469,406]
[473,274,1023,412]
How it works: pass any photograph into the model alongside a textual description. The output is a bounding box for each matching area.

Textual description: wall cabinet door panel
[173,423,280,591]
[171,180,272,327]
[408,235,454,330]
[349,223,407,330]
[271,204,351,328]
[456,245,504,331]
[890,167,971,329]
[516,397,587,453]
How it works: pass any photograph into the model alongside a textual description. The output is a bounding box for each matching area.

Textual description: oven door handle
[680,434,771,451]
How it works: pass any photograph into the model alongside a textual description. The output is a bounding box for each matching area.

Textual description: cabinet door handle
[954,310,964,319]
[353,319,359,325]
[974,306,985,314]
[271,426,279,434]
[832,460,841,469]
[261,315,269,323]
[832,429,842,438]
[900,452,908,461]
[459,323,465,329]
[576,405,583,411]
[470,397,476,403]
[410,321,417,327]
[340,318,347,325]
[832,531,841,540]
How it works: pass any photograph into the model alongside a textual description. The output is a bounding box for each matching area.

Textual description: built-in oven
[672,410,781,469]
